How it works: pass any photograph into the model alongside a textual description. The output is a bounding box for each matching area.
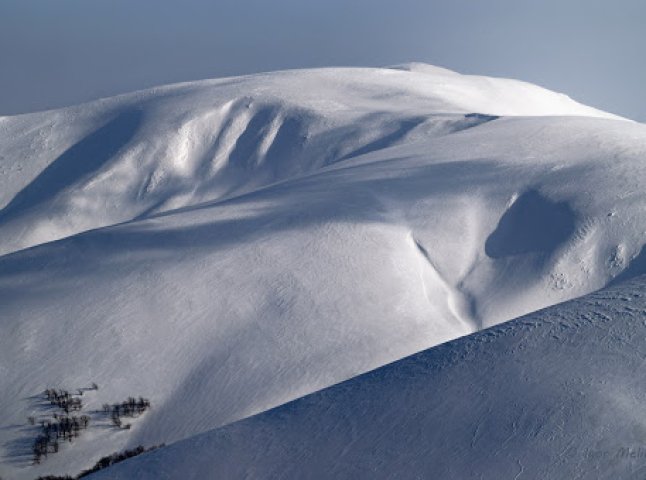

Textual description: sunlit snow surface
[0,65,645,479]
[93,274,646,480]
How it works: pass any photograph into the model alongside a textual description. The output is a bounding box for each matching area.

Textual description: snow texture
[92,274,646,480]
[0,64,644,479]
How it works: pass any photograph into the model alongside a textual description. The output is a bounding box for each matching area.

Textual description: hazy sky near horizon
[1,0,644,121]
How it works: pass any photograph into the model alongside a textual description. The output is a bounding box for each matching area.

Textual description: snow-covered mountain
[0,63,623,256]
[91,273,646,480]
[0,64,644,479]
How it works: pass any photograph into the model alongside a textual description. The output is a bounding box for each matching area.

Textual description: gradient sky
[1,0,644,121]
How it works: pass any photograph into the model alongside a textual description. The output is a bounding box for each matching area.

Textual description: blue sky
[1,0,644,120]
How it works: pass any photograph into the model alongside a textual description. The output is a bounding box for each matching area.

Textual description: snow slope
[0,65,645,479]
[92,274,646,480]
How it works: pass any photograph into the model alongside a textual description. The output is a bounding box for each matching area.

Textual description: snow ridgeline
[0,63,623,256]
[0,64,645,479]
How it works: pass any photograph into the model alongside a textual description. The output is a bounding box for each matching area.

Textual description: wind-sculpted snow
[0,65,623,255]
[0,65,644,479]
[93,274,646,480]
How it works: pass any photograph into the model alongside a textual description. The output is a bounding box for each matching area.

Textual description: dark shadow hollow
[485,189,577,259]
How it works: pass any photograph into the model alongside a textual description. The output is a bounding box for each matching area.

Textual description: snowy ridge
[0,65,644,479]
[90,273,646,480]
[0,65,623,255]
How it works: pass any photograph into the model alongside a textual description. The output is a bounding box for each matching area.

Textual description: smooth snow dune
[0,65,644,479]
[90,274,646,480]
[0,65,624,255]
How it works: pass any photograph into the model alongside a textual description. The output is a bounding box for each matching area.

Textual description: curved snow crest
[387,62,462,76]
[90,274,646,480]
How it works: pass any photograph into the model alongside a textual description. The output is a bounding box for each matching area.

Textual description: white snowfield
[91,274,646,480]
[0,64,644,479]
